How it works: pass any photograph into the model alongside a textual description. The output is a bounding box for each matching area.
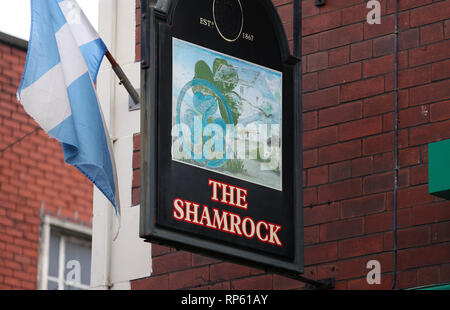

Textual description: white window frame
[38,215,92,290]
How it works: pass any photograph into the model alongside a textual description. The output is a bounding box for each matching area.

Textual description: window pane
[47,280,58,290]
[48,233,60,278]
[64,240,91,286]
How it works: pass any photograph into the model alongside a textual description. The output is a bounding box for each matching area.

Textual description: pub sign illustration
[140,0,304,275]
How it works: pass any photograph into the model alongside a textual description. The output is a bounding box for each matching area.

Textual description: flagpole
[105,50,140,105]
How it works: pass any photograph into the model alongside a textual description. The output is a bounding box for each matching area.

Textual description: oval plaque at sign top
[213,0,244,42]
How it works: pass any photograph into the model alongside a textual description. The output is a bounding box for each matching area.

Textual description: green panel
[428,139,450,200]
[413,283,450,290]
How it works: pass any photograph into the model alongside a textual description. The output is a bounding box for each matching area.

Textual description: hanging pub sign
[140,0,304,275]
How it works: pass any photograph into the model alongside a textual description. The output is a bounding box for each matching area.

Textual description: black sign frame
[139,0,304,276]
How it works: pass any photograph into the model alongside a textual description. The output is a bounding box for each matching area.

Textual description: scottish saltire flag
[17,0,120,218]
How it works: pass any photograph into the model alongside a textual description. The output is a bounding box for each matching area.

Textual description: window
[38,215,92,290]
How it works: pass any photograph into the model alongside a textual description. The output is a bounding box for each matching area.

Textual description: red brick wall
[0,37,93,290]
[131,0,450,290]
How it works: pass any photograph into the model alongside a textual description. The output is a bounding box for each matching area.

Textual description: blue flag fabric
[17,0,120,217]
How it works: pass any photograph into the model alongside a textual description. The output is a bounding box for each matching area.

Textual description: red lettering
[268,223,282,246]
[172,197,282,247]
[229,213,243,235]
[242,217,255,239]
[208,179,221,202]
[173,198,184,220]
[184,201,200,224]
[256,221,269,243]
[208,179,248,209]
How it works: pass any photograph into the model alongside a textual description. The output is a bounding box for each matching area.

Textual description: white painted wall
[90,0,151,290]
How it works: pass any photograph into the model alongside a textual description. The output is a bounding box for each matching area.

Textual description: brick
[303,126,338,149]
[317,257,364,281]
[420,23,444,45]
[133,133,141,151]
[191,254,220,267]
[409,119,450,146]
[304,242,338,265]
[410,40,450,67]
[303,111,317,131]
[151,244,172,257]
[303,86,340,112]
[400,106,430,130]
[342,3,370,25]
[398,147,421,167]
[410,1,450,27]
[319,218,364,242]
[132,187,140,206]
[417,266,440,287]
[152,251,191,275]
[303,187,318,207]
[373,152,394,173]
[341,193,385,218]
[318,0,362,12]
[410,79,450,106]
[384,226,431,250]
[398,243,450,269]
[446,19,450,39]
[318,63,362,89]
[365,211,393,234]
[168,266,209,290]
[304,225,319,245]
[398,28,420,51]
[386,0,431,12]
[329,161,351,182]
[304,202,340,226]
[231,274,273,290]
[339,116,382,141]
[319,23,363,50]
[351,40,372,62]
[338,234,384,259]
[131,275,169,290]
[318,101,362,127]
[302,35,320,55]
[276,3,293,23]
[347,275,393,290]
[194,281,231,290]
[329,46,349,68]
[307,165,328,186]
[363,54,395,78]
[303,149,318,169]
[431,221,450,243]
[396,269,418,289]
[341,76,385,102]
[303,10,342,36]
[132,169,140,188]
[441,263,450,283]
[431,59,450,81]
[210,262,251,282]
[399,65,432,89]
[410,165,428,186]
[132,151,140,170]
[352,156,374,177]
[397,185,435,209]
[273,274,304,290]
[306,51,328,72]
[303,73,318,93]
[318,178,362,204]
[364,172,394,194]
[318,140,362,165]
[363,132,394,155]
[365,15,395,39]
[373,35,394,57]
